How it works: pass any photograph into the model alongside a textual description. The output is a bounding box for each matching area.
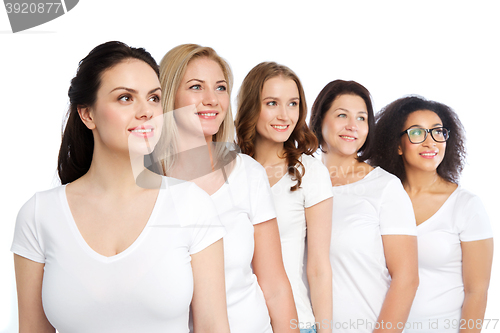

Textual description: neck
[322,151,361,179]
[253,136,286,166]
[404,167,442,194]
[83,145,145,194]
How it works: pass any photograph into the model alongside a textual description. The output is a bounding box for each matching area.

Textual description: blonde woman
[235,62,333,333]
[157,45,298,333]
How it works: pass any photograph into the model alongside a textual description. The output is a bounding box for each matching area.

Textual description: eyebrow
[186,79,227,84]
[335,108,367,114]
[110,87,161,94]
[262,96,300,100]
[408,123,443,128]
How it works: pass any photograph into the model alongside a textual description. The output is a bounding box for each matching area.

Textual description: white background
[1,1,499,332]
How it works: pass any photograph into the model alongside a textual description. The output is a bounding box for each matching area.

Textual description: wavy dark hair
[309,80,375,161]
[57,41,159,184]
[235,62,318,191]
[371,95,466,184]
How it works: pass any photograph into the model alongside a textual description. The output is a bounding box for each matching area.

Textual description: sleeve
[186,185,226,255]
[379,177,417,236]
[247,159,277,225]
[11,194,45,263]
[302,157,333,208]
[458,194,494,242]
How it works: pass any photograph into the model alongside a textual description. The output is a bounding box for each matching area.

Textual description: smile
[340,135,356,141]
[196,112,218,119]
[130,128,152,133]
[271,125,289,131]
[420,152,438,158]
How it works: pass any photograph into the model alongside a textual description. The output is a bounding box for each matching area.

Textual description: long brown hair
[235,62,317,191]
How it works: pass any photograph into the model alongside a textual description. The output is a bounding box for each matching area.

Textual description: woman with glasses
[371,96,493,332]
[309,80,418,333]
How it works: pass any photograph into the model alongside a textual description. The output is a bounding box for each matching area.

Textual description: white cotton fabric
[406,187,493,333]
[11,177,225,333]
[210,153,277,333]
[271,154,333,326]
[329,167,417,333]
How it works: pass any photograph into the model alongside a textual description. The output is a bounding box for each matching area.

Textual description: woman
[371,96,493,332]
[11,41,229,333]
[158,45,298,332]
[235,62,333,333]
[309,80,419,333]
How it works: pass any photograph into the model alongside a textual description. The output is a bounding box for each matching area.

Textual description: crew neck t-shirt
[210,153,277,333]
[406,186,493,332]
[330,167,417,333]
[271,154,333,327]
[11,177,225,333]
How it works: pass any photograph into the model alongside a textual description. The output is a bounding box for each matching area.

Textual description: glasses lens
[408,128,426,143]
[431,128,449,142]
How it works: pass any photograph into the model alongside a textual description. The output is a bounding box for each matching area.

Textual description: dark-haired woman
[371,96,493,332]
[11,41,230,333]
[309,80,418,333]
[235,62,333,333]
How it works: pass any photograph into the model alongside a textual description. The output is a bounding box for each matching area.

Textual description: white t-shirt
[271,154,333,326]
[329,167,417,333]
[211,154,277,333]
[11,177,225,333]
[406,187,493,333]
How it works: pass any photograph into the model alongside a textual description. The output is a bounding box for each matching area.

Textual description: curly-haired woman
[371,96,493,332]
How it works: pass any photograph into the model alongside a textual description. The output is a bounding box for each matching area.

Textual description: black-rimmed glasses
[400,127,450,144]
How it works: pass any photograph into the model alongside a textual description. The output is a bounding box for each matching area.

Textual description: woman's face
[255,76,300,144]
[83,59,163,156]
[399,110,446,173]
[174,57,229,141]
[321,94,369,157]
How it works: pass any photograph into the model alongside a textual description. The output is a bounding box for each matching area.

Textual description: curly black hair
[371,95,466,184]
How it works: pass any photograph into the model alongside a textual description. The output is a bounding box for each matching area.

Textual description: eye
[266,101,277,106]
[149,95,160,103]
[357,116,366,121]
[189,84,201,90]
[337,113,347,118]
[119,95,132,102]
[289,101,298,107]
[216,85,227,91]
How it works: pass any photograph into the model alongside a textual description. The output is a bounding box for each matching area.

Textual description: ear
[397,144,403,155]
[78,106,96,130]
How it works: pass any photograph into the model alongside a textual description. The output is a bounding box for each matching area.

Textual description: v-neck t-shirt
[406,186,493,332]
[11,177,225,333]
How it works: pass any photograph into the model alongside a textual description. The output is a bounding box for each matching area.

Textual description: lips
[419,151,438,159]
[339,135,356,141]
[271,124,289,132]
[196,111,219,119]
[129,125,154,138]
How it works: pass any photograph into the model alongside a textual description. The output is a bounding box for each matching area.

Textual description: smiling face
[399,110,446,173]
[321,94,369,157]
[80,59,162,156]
[174,57,229,141]
[255,76,300,144]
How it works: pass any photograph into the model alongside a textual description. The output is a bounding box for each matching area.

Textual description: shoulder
[18,186,63,215]
[237,153,267,176]
[452,186,486,214]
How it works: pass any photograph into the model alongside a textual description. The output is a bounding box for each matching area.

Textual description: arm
[14,254,55,333]
[460,238,493,332]
[191,238,230,333]
[305,198,333,333]
[375,235,419,333]
[253,218,299,332]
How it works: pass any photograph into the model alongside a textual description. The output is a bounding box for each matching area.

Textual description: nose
[276,105,290,121]
[137,99,154,120]
[422,131,436,146]
[202,89,218,106]
[345,117,358,131]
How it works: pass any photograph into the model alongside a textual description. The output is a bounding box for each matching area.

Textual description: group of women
[11,41,493,333]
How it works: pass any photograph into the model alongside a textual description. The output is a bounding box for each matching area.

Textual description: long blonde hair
[157,44,235,174]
